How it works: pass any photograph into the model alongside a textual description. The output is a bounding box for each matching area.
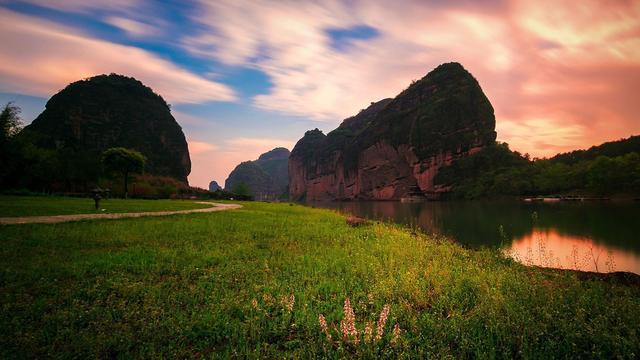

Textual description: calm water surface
[309,201,640,274]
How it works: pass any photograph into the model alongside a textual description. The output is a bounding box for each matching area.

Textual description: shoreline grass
[0,195,211,217]
[1,200,638,358]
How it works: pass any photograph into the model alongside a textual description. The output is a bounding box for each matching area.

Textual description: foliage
[0,102,23,142]
[102,148,146,176]
[0,103,25,189]
[435,140,640,198]
[225,148,289,200]
[0,200,638,358]
[552,135,640,164]
[231,181,252,198]
[101,147,146,198]
[289,62,497,198]
[18,73,191,187]
[100,174,185,199]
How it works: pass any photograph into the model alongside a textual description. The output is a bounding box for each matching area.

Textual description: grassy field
[0,195,211,217]
[0,200,638,358]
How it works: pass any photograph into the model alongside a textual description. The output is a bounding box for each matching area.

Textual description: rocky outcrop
[22,74,191,182]
[289,62,496,201]
[225,147,290,199]
[209,180,222,192]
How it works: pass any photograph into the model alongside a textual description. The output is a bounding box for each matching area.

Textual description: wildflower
[340,298,359,344]
[319,314,331,340]
[251,298,258,309]
[281,294,295,312]
[364,321,373,343]
[288,294,295,311]
[391,323,401,346]
[263,293,274,304]
[375,304,390,342]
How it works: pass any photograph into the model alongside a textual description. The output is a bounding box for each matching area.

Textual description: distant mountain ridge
[289,62,496,201]
[550,135,640,165]
[225,147,290,199]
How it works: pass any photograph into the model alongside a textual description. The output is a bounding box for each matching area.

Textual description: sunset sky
[1,0,639,188]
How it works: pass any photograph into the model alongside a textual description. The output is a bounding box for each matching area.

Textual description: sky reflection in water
[309,201,640,274]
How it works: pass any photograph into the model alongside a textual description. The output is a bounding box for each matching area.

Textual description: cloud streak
[184,0,640,157]
[0,8,236,104]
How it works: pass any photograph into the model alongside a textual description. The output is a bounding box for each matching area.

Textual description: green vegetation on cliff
[1,199,638,358]
[435,136,640,198]
[289,62,497,200]
[2,74,191,193]
[293,63,496,175]
[225,147,290,200]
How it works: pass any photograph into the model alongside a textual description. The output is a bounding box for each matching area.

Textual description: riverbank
[1,200,638,358]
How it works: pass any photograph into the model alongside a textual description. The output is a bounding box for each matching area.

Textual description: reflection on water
[507,229,640,274]
[309,201,640,274]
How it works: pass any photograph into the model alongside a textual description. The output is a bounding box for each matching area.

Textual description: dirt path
[0,202,242,225]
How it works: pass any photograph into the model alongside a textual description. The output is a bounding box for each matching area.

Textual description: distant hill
[289,62,496,200]
[225,147,290,199]
[550,135,640,164]
[433,136,640,199]
[208,180,222,192]
[21,74,191,186]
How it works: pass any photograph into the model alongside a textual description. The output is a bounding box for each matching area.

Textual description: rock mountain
[208,180,222,192]
[289,62,496,201]
[225,147,290,199]
[22,74,191,183]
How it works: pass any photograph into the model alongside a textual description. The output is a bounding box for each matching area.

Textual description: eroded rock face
[289,62,496,201]
[23,74,191,182]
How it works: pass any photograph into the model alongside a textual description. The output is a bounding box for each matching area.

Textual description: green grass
[0,195,211,217]
[0,200,638,358]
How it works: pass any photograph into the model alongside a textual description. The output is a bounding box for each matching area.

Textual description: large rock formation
[22,74,191,182]
[225,147,290,199]
[208,180,222,192]
[289,62,496,201]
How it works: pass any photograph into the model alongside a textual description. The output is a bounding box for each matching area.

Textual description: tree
[0,102,23,143]
[231,182,251,198]
[0,102,24,188]
[101,148,146,198]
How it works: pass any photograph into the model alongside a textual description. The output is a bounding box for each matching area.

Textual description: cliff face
[289,62,496,201]
[225,147,290,199]
[22,74,191,182]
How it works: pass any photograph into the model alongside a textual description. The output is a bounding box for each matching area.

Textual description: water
[309,200,640,274]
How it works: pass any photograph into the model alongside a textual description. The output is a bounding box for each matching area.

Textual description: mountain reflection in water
[308,200,640,274]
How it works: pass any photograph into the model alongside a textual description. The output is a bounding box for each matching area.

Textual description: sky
[0,0,639,188]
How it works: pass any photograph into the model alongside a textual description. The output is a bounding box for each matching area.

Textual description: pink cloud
[104,16,159,37]
[188,140,218,155]
[0,8,236,104]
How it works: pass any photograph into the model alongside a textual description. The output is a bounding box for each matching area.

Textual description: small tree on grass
[0,102,23,143]
[231,182,251,198]
[101,147,146,199]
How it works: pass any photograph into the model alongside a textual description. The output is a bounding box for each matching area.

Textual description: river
[309,200,640,274]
